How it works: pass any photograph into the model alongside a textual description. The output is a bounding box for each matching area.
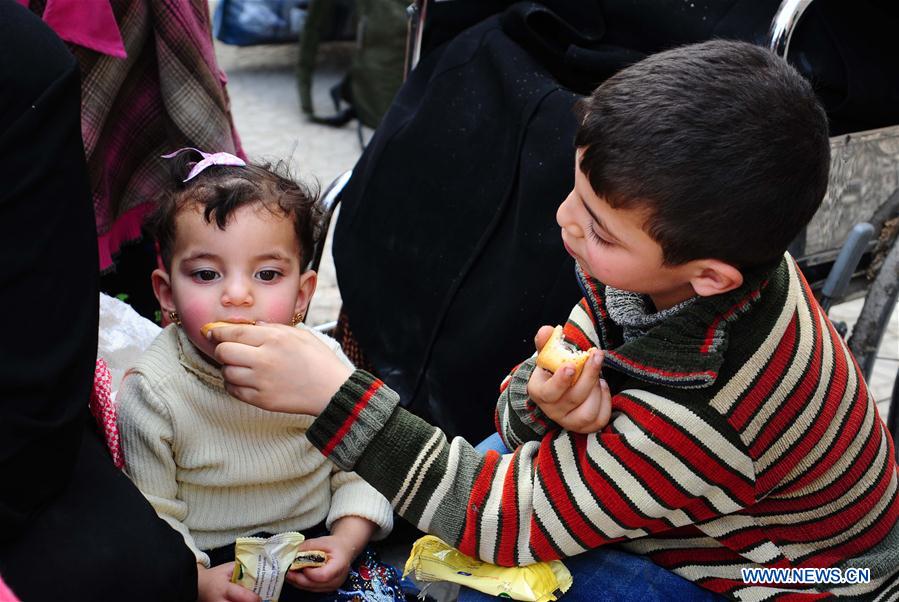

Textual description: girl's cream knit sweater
[117,324,393,566]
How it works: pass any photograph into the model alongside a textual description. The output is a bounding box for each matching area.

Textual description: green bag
[297,0,408,129]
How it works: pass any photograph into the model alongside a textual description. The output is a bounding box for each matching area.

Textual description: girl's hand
[527,325,612,434]
[197,562,261,602]
[209,323,353,415]
[285,516,376,593]
[283,535,353,593]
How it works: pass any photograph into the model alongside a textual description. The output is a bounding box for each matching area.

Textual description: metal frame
[403,0,429,78]
[767,0,815,56]
[306,169,353,275]
[768,0,899,447]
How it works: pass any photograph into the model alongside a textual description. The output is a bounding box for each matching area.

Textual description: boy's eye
[194,269,219,282]
[256,270,281,282]
[587,223,612,247]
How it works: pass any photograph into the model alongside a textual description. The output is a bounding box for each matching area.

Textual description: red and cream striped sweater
[308,254,899,600]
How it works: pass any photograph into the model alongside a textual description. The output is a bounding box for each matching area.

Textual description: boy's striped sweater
[308,254,899,599]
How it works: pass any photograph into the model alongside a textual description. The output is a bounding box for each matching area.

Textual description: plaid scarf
[29,0,245,270]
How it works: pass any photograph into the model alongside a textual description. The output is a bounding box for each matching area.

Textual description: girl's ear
[689,259,744,297]
[294,269,318,317]
[151,268,176,313]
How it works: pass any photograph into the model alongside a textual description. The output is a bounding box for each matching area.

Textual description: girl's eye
[257,270,281,282]
[587,223,612,247]
[194,270,219,282]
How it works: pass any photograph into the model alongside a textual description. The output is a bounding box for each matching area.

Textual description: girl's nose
[221,276,253,306]
[557,190,584,238]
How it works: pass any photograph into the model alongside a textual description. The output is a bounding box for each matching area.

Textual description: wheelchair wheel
[849,231,899,380]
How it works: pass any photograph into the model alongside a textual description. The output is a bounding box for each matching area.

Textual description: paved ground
[214,28,899,436]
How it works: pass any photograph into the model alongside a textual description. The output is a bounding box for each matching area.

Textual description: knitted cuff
[507,358,558,436]
[308,370,399,471]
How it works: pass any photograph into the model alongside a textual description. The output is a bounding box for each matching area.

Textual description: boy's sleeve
[312,327,394,539]
[308,370,756,567]
[495,300,599,448]
[495,357,560,448]
[327,467,393,540]
[117,372,210,567]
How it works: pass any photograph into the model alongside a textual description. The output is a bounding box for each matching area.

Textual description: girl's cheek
[264,298,299,325]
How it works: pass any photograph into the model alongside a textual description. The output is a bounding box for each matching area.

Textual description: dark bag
[213,0,308,46]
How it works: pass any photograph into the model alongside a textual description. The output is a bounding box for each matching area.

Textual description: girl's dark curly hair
[147,149,322,272]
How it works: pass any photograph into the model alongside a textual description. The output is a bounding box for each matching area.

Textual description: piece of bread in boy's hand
[200,320,256,338]
[536,325,591,381]
[289,550,329,570]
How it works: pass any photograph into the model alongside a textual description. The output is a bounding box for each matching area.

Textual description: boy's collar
[576,256,783,389]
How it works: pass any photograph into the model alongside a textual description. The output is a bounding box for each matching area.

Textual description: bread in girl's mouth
[200,321,255,337]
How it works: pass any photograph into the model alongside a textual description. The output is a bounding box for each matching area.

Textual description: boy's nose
[221,277,253,306]
[557,191,584,238]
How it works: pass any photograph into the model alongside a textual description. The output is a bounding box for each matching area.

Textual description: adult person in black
[0,2,197,599]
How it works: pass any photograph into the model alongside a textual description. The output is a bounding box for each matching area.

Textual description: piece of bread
[289,550,329,570]
[535,325,591,380]
[200,320,255,337]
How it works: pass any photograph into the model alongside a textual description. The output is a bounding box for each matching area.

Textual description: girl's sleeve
[308,370,756,567]
[308,327,354,370]
[327,467,394,540]
[117,372,210,567]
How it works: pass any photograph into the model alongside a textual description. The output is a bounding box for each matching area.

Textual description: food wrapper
[403,535,572,602]
[231,532,305,602]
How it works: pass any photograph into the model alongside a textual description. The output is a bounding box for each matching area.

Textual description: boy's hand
[286,516,376,593]
[210,323,353,415]
[527,325,612,434]
[197,562,261,602]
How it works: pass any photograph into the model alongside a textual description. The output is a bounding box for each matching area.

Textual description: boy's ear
[294,270,318,316]
[151,268,176,313]
[689,259,743,297]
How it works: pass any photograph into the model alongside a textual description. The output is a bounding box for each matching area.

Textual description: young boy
[210,40,899,599]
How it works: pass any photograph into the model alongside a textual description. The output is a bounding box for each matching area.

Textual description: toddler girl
[117,148,392,602]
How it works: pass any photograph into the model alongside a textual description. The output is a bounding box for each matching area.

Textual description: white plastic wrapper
[98,293,161,392]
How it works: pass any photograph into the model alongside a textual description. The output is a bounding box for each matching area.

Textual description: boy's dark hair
[147,150,321,272]
[575,39,830,268]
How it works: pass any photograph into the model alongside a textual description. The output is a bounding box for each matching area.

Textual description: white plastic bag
[97,293,161,392]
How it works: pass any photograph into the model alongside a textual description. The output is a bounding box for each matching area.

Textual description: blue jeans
[466,434,722,601]
[474,431,510,454]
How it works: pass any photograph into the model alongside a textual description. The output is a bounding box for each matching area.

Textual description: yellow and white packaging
[231,531,305,602]
[403,535,572,602]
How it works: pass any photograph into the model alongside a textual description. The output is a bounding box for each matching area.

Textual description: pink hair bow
[161,147,247,182]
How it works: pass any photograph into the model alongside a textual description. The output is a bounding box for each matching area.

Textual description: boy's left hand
[528,325,612,434]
